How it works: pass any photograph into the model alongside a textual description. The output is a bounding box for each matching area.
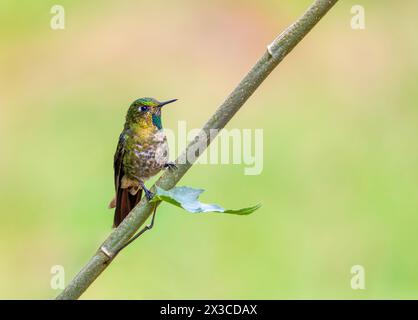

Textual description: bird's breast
[124,130,169,181]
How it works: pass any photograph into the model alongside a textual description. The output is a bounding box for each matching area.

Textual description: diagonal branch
[56,0,339,300]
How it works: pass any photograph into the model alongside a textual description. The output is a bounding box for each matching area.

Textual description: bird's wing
[112,131,143,227]
[114,132,126,191]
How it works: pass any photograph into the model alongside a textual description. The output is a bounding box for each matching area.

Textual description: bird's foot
[139,181,154,201]
[164,162,177,171]
[143,187,155,201]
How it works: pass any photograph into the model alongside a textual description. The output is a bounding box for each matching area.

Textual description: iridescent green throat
[152,114,162,130]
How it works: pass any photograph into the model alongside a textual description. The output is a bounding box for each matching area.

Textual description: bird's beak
[159,99,178,108]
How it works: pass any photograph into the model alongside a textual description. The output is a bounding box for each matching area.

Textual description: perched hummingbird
[109,97,177,227]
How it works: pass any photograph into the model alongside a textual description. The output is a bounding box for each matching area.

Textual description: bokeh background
[1,0,417,299]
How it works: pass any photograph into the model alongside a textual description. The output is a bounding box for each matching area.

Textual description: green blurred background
[1,0,417,299]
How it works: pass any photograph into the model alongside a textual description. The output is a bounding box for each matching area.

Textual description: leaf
[150,186,261,215]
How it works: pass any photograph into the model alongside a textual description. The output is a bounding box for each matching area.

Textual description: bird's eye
[140,106,149,112]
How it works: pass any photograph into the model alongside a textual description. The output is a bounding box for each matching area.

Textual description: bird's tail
[113,188,142,228]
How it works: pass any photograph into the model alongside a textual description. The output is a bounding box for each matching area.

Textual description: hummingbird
[109,97,177,227]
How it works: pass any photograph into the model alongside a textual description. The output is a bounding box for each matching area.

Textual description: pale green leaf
[150,186,261,215]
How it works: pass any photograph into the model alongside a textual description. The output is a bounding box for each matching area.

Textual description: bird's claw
[164,162,177,171]
[144,189,155,201]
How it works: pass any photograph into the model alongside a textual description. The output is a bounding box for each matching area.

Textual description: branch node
[266,44,275,57]
[100,245,114,259]
[267,24,291,58]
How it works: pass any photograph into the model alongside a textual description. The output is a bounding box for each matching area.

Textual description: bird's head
[125,97,177,130]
